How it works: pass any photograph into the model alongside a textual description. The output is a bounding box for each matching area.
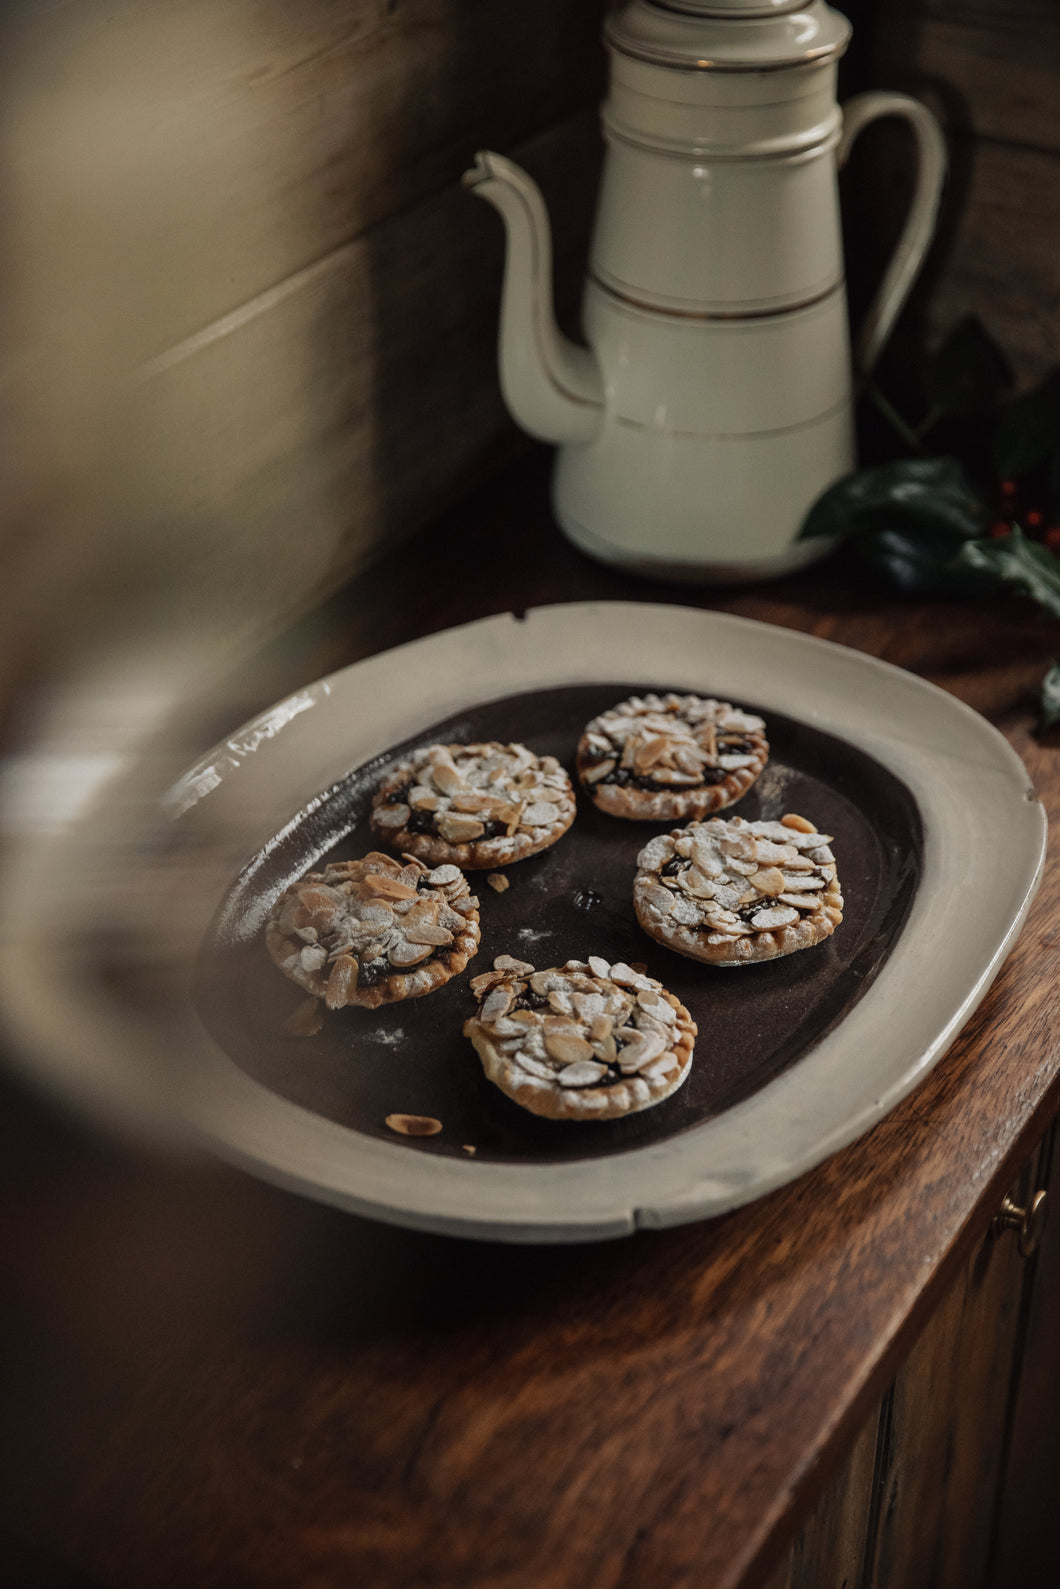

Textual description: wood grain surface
[863,0,1060,388]
[2,453,1059,1589]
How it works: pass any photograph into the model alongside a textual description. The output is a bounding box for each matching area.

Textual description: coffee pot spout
[463,152,602,445]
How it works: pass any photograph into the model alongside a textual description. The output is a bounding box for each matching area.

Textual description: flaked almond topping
[267,850,480,1009]
[325,953,359,1009]
[385,1113,443,1137]
[299,885,342,912]
[544,1029,595,1066]
[580,693,766,790]
[557,1060,608,1088]
[694,722,718,758]
[437,813,486,843]
[363,874,419,902]
[607,962,652,989]
[782,812,816,833]
[450,791,494,813]
[430,762,467,796]
[754,839,798,865]
[672,744,707,776]
[637,814,837,939]
[487,873,510,893]
[751,905,800,930]
[617,1029,666,1073]
[494,954,535,974]
[373,742,574,854]
[388,939,434,967]
[589,1012,614,1043]
[633,734,671,772]
[470,968,510,994]
[651,767,702,785]
[748,867,786,896]
[404,922,455,946]
[520,802,559,828]
[778,872,825,892]
[467,958,695,1096]
[427,863,462,885]
[480,984,515,1020]
[374,804,410,829]
[282,997,324,1038]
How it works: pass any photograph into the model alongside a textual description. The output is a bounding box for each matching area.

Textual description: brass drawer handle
[992,1191,1048,1258]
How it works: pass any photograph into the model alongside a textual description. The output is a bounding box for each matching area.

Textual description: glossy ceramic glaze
[0,605,1042,1242]
[465,1,946,581]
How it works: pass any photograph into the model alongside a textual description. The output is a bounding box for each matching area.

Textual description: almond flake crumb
[487,872,510,893]
[385,1113,443,1137]
[281,997,324,1038]
[461,1144,477,1155]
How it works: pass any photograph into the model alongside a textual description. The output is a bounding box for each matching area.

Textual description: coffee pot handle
[839,92,947,377]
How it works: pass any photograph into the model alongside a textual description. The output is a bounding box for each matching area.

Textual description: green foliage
[992,371,1060,483]
[1039,663,1060,731]
[923,314,1012,425]
[954,528,1060,622]
[799,457,992,594]
[798,315,1060,729]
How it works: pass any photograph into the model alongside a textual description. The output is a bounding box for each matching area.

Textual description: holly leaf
[992,371,1060,482]
[852,526,999,595]
[952,526,1060,621]
[924,315,1011,420]
[1040,662,1060,731]
[799,456,993,593]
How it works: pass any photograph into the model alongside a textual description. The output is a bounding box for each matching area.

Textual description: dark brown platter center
[194,684,922,1165]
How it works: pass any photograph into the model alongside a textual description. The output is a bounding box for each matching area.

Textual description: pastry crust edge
[464,986,697,1121]
[577,733,769,822]
[370,748,577,869]
[633,868,843,967]
[266,885,481,1012]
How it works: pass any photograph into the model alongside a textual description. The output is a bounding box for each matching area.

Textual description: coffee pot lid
[606,0,852,71]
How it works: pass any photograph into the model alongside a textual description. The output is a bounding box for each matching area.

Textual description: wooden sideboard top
[2,454,1058,1589]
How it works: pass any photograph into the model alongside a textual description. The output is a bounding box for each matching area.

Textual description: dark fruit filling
[356,958,392,989]
[598,766,727,791]
[380,780,507,840]
[485,990,661,1089]
[581,732,760,790]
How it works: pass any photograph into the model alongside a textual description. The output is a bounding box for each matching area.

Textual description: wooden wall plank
[758,1135,1049,1589]
[0,2,608,650]
[762,1411,880,1589]
[103,112,602,643]
[862,1230,1026,1588]
[987,1120,1060,1586]
[866,134,1060,391]
[924,139,1060,385]
[875,0,1060,155]
[3,0,606,353]
[853,0,1060,391]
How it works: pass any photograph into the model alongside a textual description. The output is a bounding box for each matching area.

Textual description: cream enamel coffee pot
[464,0,946,582]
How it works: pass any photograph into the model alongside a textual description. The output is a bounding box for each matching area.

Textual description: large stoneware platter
[5,604,1049,1241]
